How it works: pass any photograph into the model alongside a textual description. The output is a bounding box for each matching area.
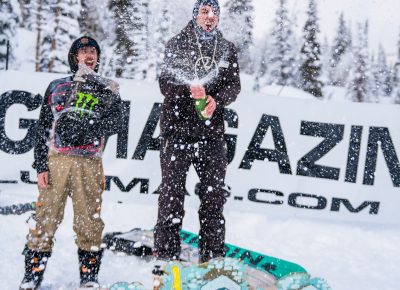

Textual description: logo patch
[80,37,89,45]
[220,61,229,68]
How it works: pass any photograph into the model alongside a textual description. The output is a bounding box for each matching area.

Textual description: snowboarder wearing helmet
[19,36,123,290]
[153,0,241,267]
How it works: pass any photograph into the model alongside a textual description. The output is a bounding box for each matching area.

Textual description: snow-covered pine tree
[133,0,149,79]
[47,0,80,73]
[372,44,392,98]
[79,0,104,40]
[109,0,149,79]
[393,29,400,104]
[394,80,400,104]
[153,1,173,79]
[21,0,37,29]
[328,12,352,87]
[0,0,19,70]
[95,1,114,76]
[144,0,190,80]
[370,52,377,97]
[320,36,330,84]
[262,0,298,87]
[253,38,269,91]
[298,0,323,98]
[221,0,254,73]
[347,21,372,103]
[37,0,56,72]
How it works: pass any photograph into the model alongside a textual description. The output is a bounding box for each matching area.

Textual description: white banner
[1,70,400,224]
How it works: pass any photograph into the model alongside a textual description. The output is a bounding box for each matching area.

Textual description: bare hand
[203,95,216,118]
[37,171,49,189]
[76,63,95,77]
[190,85,206,99]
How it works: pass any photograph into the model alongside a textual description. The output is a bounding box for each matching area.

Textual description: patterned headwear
[192,0,220,23]
[68,36,101,73]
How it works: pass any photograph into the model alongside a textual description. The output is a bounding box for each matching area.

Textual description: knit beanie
[68,36,101,73]
[192,0,220,23]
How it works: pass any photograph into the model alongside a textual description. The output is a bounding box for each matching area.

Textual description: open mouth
[85,60,95,68]
[205,24,213,31]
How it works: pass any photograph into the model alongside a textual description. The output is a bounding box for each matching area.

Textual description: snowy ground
[1,194,400,290]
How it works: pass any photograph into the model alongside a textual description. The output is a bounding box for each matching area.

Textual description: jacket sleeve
[33,85,54,174]
[206,43,241,107]
[159,39,191,98]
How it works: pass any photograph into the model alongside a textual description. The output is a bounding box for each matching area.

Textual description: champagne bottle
[195,96,209,120]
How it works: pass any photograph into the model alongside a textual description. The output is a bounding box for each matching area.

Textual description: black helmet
[68,36,101,73]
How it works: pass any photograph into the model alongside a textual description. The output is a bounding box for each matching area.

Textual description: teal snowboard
[104,228,330,289]
[103,228,306,281]
[103,228,307,289]
[179,230,306,279]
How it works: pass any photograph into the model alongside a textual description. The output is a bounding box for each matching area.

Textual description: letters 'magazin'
[1,91,399,187]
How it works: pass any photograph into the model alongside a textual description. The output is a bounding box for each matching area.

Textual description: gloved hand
[190,84,206,99]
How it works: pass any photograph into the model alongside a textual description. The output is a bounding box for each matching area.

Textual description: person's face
[196,5,219,32]
[76,46,98,70]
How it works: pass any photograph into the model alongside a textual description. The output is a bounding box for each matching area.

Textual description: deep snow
[1,193,400,289]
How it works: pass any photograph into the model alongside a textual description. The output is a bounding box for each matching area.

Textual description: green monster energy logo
[74,92,99,117]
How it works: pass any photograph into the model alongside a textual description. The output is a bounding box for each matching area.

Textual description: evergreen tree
[253,38,269,91]
[47,0,81,73]
[298,0,324,98]
[79,0,105,40]
[383,69,394,98]
[95,1,114,76]
[153,1,173,79]
[109,0,149,79]
[264,0,298,87]
[328,12,352,86]
[393,29,400,104]
[144,0,189,79]
[372,44,392,98]
[347,21,372,103]
[394,81,400,104]
[108,0,136,78]
[21,0,37,29]
[37,0,56,72]
[320,36,330,83]
[0,0,19,70]
[221,0,254,73]
[133,0,149,79]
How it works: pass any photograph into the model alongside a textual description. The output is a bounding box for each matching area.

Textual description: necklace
[194,31,218,80]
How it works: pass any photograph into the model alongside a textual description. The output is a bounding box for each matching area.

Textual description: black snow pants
[154,138,228,263]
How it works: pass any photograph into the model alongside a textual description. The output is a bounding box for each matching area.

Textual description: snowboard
[0,201,36,215]
[102,228,316,289]
[75,282,145,290]
[103,228,305,279]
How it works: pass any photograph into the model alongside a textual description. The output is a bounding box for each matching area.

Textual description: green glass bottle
[195,96,209,120]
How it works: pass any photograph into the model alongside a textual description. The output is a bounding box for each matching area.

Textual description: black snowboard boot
[78,248,103,288]
[19,247,51,290]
